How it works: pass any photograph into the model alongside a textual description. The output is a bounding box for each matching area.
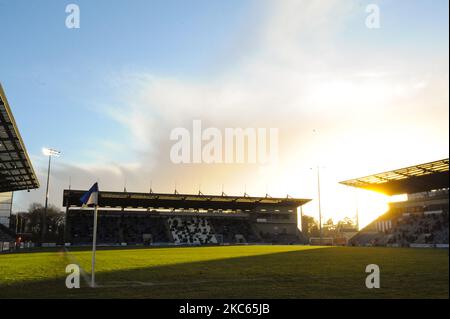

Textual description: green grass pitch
[0,245,448,298]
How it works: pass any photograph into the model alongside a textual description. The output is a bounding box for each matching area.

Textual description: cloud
[15,0,449,228]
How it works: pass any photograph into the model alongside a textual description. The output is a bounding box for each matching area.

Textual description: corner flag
[80,182,99,206]
[80,182,100,288]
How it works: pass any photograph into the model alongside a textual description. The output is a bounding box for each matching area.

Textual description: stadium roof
[340,159,449,195]
[0,83,40,192]
[63,189,310,210]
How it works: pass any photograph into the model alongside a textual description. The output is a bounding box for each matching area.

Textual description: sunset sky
[1,0,448,228]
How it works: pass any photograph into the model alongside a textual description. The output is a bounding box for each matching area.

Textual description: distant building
[0,192,13,227]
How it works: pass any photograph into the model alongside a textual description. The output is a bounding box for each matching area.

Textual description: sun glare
[355,191,390,229]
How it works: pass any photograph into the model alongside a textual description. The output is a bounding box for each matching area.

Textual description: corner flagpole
[91,203,98,288]
[80,182,99,288]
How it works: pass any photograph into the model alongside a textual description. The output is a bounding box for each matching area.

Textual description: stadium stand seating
[67,211,270,245]
[387,210,448,245]
[209,217,259,243]
[349,232,390,247]
[69,212,170,244]
[168,216,218,245]
[64,190,306,246]
[350,210,449,247]
[166,216,263,245]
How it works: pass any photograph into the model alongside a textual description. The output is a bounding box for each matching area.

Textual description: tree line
[11,203,65,243]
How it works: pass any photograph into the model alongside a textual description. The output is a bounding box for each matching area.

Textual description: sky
[1,0,449,229]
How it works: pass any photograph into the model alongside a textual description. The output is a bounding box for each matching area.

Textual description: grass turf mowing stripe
[0,245,448,298]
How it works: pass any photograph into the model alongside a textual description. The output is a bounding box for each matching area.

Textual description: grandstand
[341,159,449,247]
[63,190,310,245]
[0,83,40,251]
[0,84,39,193]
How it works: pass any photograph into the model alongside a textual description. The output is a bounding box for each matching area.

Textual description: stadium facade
[341,159,449,247]
[63,190,311,245]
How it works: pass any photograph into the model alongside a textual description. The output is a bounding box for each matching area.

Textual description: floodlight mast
[42,148,61,157]
[316,166,322,245]
[41,148,61,244]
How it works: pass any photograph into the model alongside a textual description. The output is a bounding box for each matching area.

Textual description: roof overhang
[63,189,311,210]
[340,159,449,195]
[0,83,40,192]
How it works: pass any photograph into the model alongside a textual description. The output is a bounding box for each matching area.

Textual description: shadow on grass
[1,247,448,299]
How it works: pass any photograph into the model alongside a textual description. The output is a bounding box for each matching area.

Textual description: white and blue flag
[80,182,99,206]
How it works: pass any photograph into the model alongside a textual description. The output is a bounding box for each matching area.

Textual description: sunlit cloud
[16,0,449,229]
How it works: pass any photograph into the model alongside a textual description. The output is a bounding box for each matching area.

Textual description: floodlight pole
[15,211,19,234]
[41,148,60,244]
[354,188,360,231]
[311,130,323,245]
[317,166,323,245]
[42,154,52,243]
